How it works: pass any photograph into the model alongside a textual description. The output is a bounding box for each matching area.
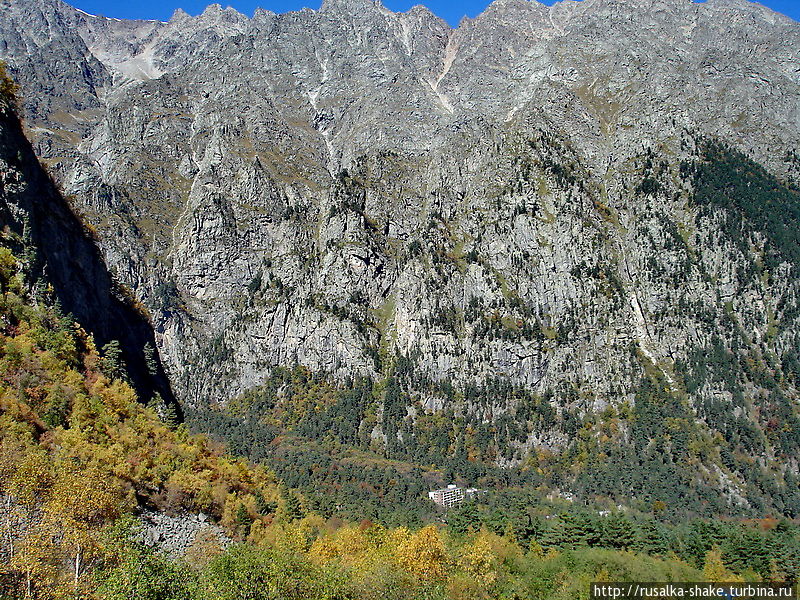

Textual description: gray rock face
[1,0,799,478]
[139,510,231,558]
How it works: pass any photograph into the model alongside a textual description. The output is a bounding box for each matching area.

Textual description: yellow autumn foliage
[0,246,283,596]
[458,530,499,587]
[396,524,449,582]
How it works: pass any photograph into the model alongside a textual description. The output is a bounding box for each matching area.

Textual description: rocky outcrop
[139,510,231,558]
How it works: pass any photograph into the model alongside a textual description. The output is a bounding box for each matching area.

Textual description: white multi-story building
[428,484,466,508]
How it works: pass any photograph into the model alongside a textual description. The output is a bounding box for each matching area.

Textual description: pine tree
[143,342,158,376]
[636,519,669,555]
[163,401,179,428]
[101,340,125,380]
[601,513,637,550]
[276,491,303,522]
[235,503,252,538]
[448,501,481,534]
[21,215,37,276]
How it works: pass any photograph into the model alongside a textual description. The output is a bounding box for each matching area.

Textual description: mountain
[3,67,800,600]
[0,59,176,411]
[1,0,799,516]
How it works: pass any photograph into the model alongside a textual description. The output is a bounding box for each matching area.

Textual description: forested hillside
[1,229,799,597]
[0,68,797,597]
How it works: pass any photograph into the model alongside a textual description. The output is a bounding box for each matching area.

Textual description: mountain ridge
[65,0,800,30]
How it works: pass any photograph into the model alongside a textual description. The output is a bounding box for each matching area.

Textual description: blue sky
[71,0,799,27]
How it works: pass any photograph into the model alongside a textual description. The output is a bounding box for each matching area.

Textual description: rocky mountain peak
[319,0,388,17]
[199,3,246,20]
[169,7,192,23]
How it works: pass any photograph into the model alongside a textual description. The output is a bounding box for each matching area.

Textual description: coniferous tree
[162,401,179,429]
[143,342,158,376]
[101,340,125,381]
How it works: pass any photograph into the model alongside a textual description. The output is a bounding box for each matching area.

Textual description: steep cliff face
[0,84,176,409]
[1,0,799,512]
